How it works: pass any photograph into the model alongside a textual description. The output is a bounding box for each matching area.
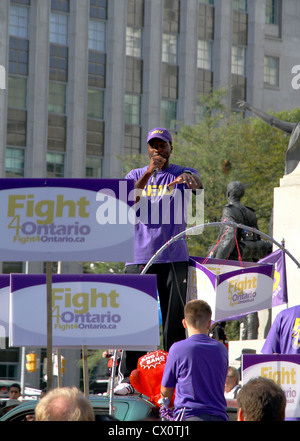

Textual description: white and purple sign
[0,275,10,338]
[10,274,159,350]
[187,257,274,321]
[259,249,288,307]
[0,178,135,261]
[242,354,300,420]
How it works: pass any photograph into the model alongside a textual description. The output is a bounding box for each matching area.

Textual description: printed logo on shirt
[142,184,174,197]
[291,318,300,350]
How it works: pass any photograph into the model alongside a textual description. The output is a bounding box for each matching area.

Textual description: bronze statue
[213,181,271,262]
[238,101,300,175]
[212,181,272,340]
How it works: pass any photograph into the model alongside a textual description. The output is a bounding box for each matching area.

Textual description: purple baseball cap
[147,127,172,144]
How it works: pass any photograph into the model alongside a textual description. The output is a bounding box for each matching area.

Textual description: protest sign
[242,354,300,420]
[187,257,274,321]
[259,249,288,306]
[10,273,159,350]
[0,178,135,261]
[0,275,10,338]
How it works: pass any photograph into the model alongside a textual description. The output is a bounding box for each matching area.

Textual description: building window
[9,4,29,39]
[231,74,247,108]
[90,0,107,20]
[86,119,104,156]
[162,63,178,100]
[231,46,246,75]
[264,56,279,87]
[232,10,248,47]
[124,124,141,155]
[9,37,29,76]
[7,109,27,147]
[48,82,66,114]
[124,94,140,125]
[197,69,213,97]
[233,0,247,11]
[161,100,177,131]
[197,1,214,110]
[86,156,102,178]
[231,9,248,109]
[47,152,65,177]
[51,0,69,13]
[89,19,106,52]
[10,0,30,4]
[126,27,143,58]
[5,147,25,177]
[50,12,68,46]
[3,261,23,273]
[48,114,66,151]
[265,0,280,24]
[127,0,144,27]
[163,0,180,34]
[8,76,27,109]
[197,40,213,70]
[0,346,20,381]
[87,89,104,119]
[126,57,143,94]
[88,51,106,88]
[198,2,214,41]
[162,33,177,64]
[49,44,68,82]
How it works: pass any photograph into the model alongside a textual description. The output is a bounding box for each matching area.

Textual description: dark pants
[118,261,188,383]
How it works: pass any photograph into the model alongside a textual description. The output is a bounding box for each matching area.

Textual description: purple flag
[258,249,288,306]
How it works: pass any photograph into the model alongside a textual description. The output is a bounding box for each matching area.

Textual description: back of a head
[35,387,95,421]
[184,299,212,329]
[237,377,286,421]
[227,366,240,384]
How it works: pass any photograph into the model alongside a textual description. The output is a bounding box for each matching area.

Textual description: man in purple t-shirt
[161,299,229,421]
[115,127,202,395]
[261,305,300,354]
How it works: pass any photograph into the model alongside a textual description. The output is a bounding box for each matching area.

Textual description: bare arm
[238,100,296,134]
[168,172,203,190]
[160,385,175,404]
[133,155,167,202]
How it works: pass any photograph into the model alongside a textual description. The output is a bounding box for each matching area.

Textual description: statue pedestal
[273,162,300,316]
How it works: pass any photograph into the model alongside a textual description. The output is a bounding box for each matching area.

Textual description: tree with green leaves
[172,92,300,258]
[84,90,300,342]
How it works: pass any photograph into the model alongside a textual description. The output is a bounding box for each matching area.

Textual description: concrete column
[65,0,89,178]
[177,0,198,127]
[26,0,50,177]
[0,0,9,177]
[213,0,232,107]
[246,0,266,110]
[141,0,164,152]
[103,0,127,178]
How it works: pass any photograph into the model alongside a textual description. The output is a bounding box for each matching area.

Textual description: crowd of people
[1,127,297,422]
[0,372,287,422]
[116,126,296,421]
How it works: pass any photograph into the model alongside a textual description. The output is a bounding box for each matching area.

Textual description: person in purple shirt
[115,127,202,395]
[261,305,300,354]
[161,299,229,421]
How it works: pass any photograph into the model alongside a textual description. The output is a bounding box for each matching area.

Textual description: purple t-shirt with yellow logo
[162,334,229,420]
[262,306,300,354]
[125,164,199,264]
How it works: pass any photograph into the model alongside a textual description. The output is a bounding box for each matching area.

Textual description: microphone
[150,168,158,186]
